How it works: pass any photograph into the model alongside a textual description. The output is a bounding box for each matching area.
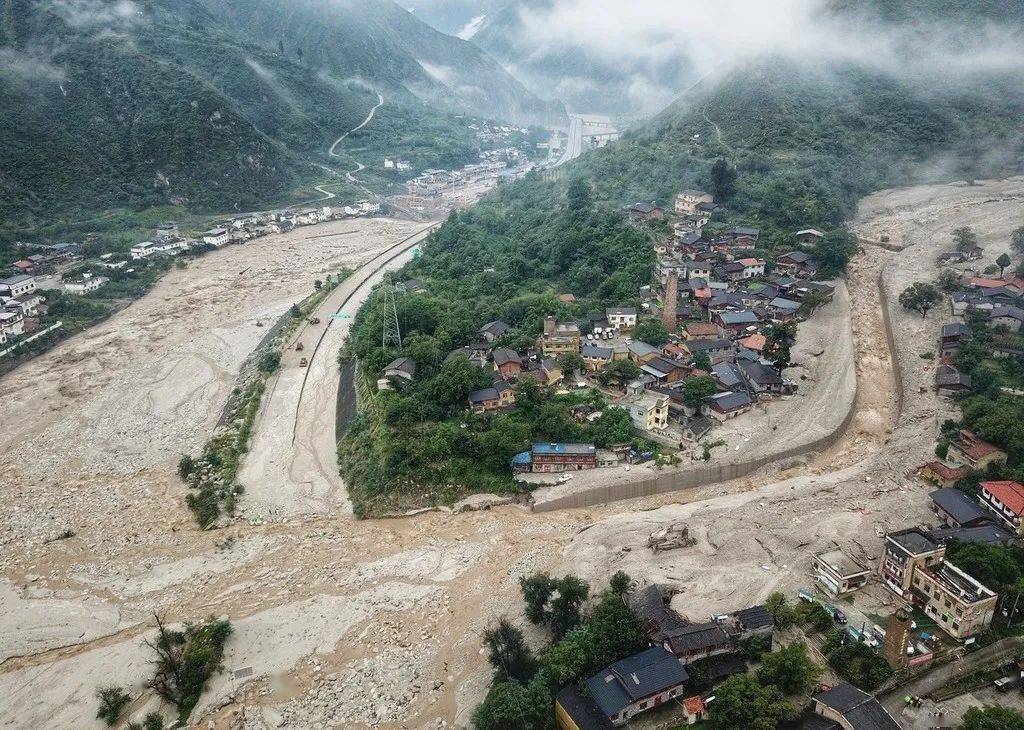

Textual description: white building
[202,228,231,247]
[606,307,638,330]
[675,190,714,216]
[738,258,766,279]
[64,273,109,295]
[0,310,25,338]
[0,274,37,298]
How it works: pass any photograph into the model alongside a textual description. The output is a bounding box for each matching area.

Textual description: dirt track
[2,179,1024,729]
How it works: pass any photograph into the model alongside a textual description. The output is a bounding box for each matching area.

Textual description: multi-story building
[979,480,1024,535]
[946,429,1007,470]
[813,550,871,597]
[880,528,997,640]
[0,274,37,298]
[528,442,597,473]
[674,190,714,216]
[880,528,946,596]
[624,390,669,433]
[606,307,637,330]
[539,316,580,357]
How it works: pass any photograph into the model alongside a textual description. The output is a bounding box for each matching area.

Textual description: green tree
[609,571,631,595]
[472,677,551,730]
[953,226,979,253]
[520,573,555,624]
[692,350,712,371]
[587,589,648,668]
[961,705,1024,730]
[756,642,820,695]
[763,322,797,371]
[1013,226,1024,257]
[96,686,131,726]
[708,675,794,730]
[177,454,195,480]
[898,282,942,317]
[937,269,962,293]
[514,377,544,412]
[587,406,634,447]
[821,629,893,690]
[549,575,590,640]
[484,619,537,682]
[765,592,798,629]
[683,376,717,409]
[710,158,738,201]
[815,229,859,275]
[558,352,584,376]
[597,359,642,386]
[257,349,281,374]
[997,252,1012,277]
[634,319,670,346]
[797,601,835,633]
[429,357,490,412]
[566,177,593,213]
[943,541,1020,591]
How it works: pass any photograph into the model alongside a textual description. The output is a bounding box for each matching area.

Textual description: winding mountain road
[328,92,384,158]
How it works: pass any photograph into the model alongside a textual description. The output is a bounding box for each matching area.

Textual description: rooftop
[929,488,990,525]
[532,442,596,456]
[887,528,938,556]
[815,550,869,579]
[585,646,688,717]
[981,480,1024,516]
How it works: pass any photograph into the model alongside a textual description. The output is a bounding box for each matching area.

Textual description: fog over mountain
[470,0,1024,116]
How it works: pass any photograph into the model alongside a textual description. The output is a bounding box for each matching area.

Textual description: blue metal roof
[532,442,595,455]
[511,452,532,465]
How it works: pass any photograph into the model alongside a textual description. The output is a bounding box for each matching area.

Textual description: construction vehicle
[299,357,308,368]
[295,342,305,352]
[308,317,321,325]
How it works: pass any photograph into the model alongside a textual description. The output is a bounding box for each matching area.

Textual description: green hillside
[0,0,556,239]
[576,60,1024,247]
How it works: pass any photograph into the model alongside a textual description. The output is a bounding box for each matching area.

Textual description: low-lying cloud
[500,0,1024,114]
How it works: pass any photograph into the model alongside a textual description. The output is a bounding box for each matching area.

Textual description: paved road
[238,223,439,521]
[881,636,1024,727]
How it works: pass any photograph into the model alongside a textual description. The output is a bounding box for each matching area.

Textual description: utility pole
[381,272,401,351]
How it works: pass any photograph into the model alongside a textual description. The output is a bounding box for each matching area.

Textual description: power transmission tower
[381,273,401,351]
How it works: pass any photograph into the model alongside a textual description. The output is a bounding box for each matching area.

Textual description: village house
[578,646,689,727]
[492,348,523,377]
[987,305,1024,332]
[705,390,754,421]
[63,273,109,295]
[737,257,766,278]
[930,488,993,529]
[813,550,871,597]
[978,480,1024,535]
[622,386,669,433]
[641,356,689,385]
[879,528,997,640]
[794,228,825,246]
[774,251,820,278]
[524,357,563,386]
[581,344,614,371]
[683,338,735,365]
[684,322,723,340]
[201,228,231,247]
[0,274,37,298]
[938,322,970,357]
[768,296,801,320]
[623,202,665,222]
[605,307,637,330]
[737,333,766,354]
[682,416,714,443]
[934,364,972,395]
[378,357,417,390]
[727,227,759,246]
[663,622,733,662]
[0,309,25,339]
[627,340,662,365]
[513,442,597,473]
[445,345,489,369]
[809,684,900,730]
[540,316,581,357]
[674,190,714,216]
[468,381,515,413]
[714,309,761,333]
[740,360,788,395]
[919,460,970,488]
[478,320,511,343]
[946,429,1006,470]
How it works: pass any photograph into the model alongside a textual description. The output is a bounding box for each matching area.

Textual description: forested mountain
[0,0,558,232]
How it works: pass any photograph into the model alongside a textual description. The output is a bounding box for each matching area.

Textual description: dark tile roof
[629,585,687,641]
[706,390,753,411]
[929,488,990,525]
[685,652,747,682]
[733,604,774,631]
[664,622,730,654]
[927,524,1013,545]
[556,685,616,729]
[813,683,871,713]
[492,348,522,367]
[586,646,689,717]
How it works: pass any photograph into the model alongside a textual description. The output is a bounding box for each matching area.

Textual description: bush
[95,686,131,726]
[177,454,195,480]
[257,350,282,375]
